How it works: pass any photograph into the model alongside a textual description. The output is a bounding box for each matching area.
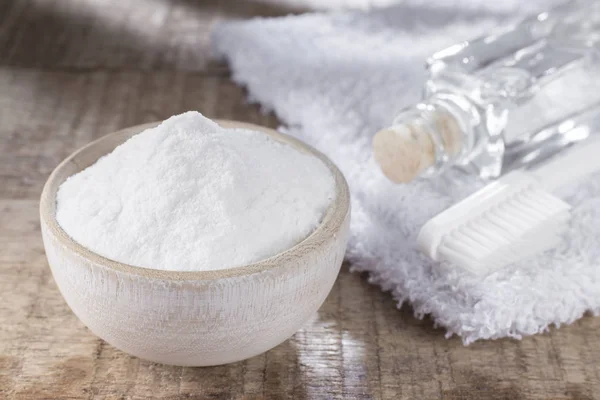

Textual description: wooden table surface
[1,1,599,399]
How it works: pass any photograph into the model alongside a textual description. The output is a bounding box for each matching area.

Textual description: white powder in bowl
[56,112,335,271]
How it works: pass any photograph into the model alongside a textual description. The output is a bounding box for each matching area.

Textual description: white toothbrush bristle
[434,186,571,277]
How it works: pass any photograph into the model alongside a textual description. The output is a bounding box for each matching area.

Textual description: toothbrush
[417,136,600,276]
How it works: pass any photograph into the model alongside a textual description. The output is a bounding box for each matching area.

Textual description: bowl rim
[40,119,350,281]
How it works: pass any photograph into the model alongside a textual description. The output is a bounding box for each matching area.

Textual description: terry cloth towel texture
[211,0,600,344]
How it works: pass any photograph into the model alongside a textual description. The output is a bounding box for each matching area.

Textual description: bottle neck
[394,102,467,170]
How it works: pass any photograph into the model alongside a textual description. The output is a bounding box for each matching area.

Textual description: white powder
[56,112,335,271]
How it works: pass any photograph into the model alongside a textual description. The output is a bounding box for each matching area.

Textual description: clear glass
[388,0,600,181]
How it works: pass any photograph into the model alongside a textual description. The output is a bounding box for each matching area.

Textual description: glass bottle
[373,0,600,184]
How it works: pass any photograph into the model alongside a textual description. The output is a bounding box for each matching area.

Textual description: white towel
[211,0,600,344]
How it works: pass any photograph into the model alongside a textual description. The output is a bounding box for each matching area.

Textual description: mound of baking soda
[56,112,334,271]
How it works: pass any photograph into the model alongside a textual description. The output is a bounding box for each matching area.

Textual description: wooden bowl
[39,120,350,366]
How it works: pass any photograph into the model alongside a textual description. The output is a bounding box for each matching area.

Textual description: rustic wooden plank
[0,0,309,70]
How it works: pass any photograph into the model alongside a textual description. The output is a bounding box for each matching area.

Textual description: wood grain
[1,0,600,398]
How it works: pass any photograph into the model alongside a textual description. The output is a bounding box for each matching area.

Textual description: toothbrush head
[417,171,571,276]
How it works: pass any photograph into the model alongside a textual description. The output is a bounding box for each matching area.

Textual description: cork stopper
[373,109,464,184]
[373,124,435,183]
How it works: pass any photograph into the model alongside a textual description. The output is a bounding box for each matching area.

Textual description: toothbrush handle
[533,135,600,191]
